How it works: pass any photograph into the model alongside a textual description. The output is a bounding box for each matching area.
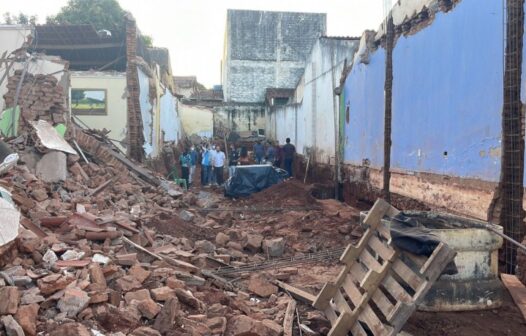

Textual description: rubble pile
[0,126,329,335]
[3,71,67,125]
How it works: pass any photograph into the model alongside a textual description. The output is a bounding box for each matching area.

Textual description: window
[71,89,107,115]
[273,97,289,106]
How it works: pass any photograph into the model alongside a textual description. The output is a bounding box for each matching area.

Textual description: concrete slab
[36,151,67,183]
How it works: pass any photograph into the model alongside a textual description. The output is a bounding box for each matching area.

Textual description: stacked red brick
[3,70,66,127]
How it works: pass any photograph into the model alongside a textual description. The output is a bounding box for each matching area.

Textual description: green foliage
[141,34,153,47]
[2,12,37,25]
[46,0,126,36]
[71,90,85,103]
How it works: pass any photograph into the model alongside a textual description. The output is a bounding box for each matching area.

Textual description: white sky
[0,0,390,88]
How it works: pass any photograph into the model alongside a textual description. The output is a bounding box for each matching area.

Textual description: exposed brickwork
[126,16,146,162]
[3,71,67,128]
[74,128,130,175]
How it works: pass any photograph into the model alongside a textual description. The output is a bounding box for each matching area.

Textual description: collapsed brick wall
[74,129,130,176]
[3,70,67,128]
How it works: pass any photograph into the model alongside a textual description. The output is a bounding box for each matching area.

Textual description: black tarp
[390,212,458,275]
[224,165,287,198]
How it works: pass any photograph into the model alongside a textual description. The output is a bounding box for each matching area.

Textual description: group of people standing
[177,137,296,188]
[253,138,296,177]
[178,144,226,188]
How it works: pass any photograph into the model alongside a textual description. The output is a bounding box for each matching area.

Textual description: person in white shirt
[214,146,226,186]
[209,145,218,185]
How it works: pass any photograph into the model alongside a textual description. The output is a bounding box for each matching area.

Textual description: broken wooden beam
[276,280,316,304]
[501,273,526,322]
[122,236,198,273]
[283,298,297,336]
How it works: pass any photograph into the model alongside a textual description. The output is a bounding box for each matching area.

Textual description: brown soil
[150,213,217,241]
[245,179,319,207]
[404,292,526,335]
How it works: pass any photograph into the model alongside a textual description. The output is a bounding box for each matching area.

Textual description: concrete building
[222,9,327,103]
[266,36,360,163]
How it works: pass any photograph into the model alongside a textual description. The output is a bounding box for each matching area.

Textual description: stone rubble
[0,124,327,336]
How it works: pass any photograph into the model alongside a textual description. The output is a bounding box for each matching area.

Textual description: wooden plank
[360,248,383,272]
[377,223,392,241]
[340,230,374,265]
[387,301,416,333]
[283,299,297,336]
[363,199,391,229]
[368,235,396,261]
[334,290,353,314]
[276,280,316,304]
[392,259,424,292]
[350,322,368,336]
[419,243,456,281]
[314,283,339,309]
[350,260,367,282]
[328,310,353,336]
[361,263,391,294]
[501,274,526,322]
[342,274,363,304]
[360,304,393,336]
[372,286,396,319]
[324,306,339,325]
[349,267,395,320]
[382,275,412,303]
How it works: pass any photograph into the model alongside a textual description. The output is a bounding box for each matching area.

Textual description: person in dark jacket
[265,141,277,165]
[228,144,239,178]
[253,141,265,164]
[282,138,296,177]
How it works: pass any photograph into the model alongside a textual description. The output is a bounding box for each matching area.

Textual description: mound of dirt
[246,179,318,207]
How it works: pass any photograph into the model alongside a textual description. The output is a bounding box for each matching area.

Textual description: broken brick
[115,275,143,292]
[0,287,20,315]
[125,289,151,303]
[137,298,161,319]
[14,304,39,336]
[128,264,151,283]
[150,286,175,301]
[57,287,90,317]
[37,274,73,295]
[248,274,278,298]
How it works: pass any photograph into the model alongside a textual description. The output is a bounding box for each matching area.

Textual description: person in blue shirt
[253,141,265,164]
[200,144,211,186]
[179,149,192,186]
[189,146,198,185]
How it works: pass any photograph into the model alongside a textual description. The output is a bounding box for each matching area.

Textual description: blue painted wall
[391,0,503,181]
[342,48,386,168]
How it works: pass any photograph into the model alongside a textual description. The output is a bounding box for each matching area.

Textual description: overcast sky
[0,0,391,87]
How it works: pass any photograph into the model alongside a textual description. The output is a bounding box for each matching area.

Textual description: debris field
[0,117,522,336]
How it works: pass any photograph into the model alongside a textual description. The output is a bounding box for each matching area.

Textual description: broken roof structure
[32,24,127,71]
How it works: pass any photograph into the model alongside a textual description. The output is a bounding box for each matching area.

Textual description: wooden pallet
[313,199,456,336]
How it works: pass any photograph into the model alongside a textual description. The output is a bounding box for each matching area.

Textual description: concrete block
[36,151,67,183]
